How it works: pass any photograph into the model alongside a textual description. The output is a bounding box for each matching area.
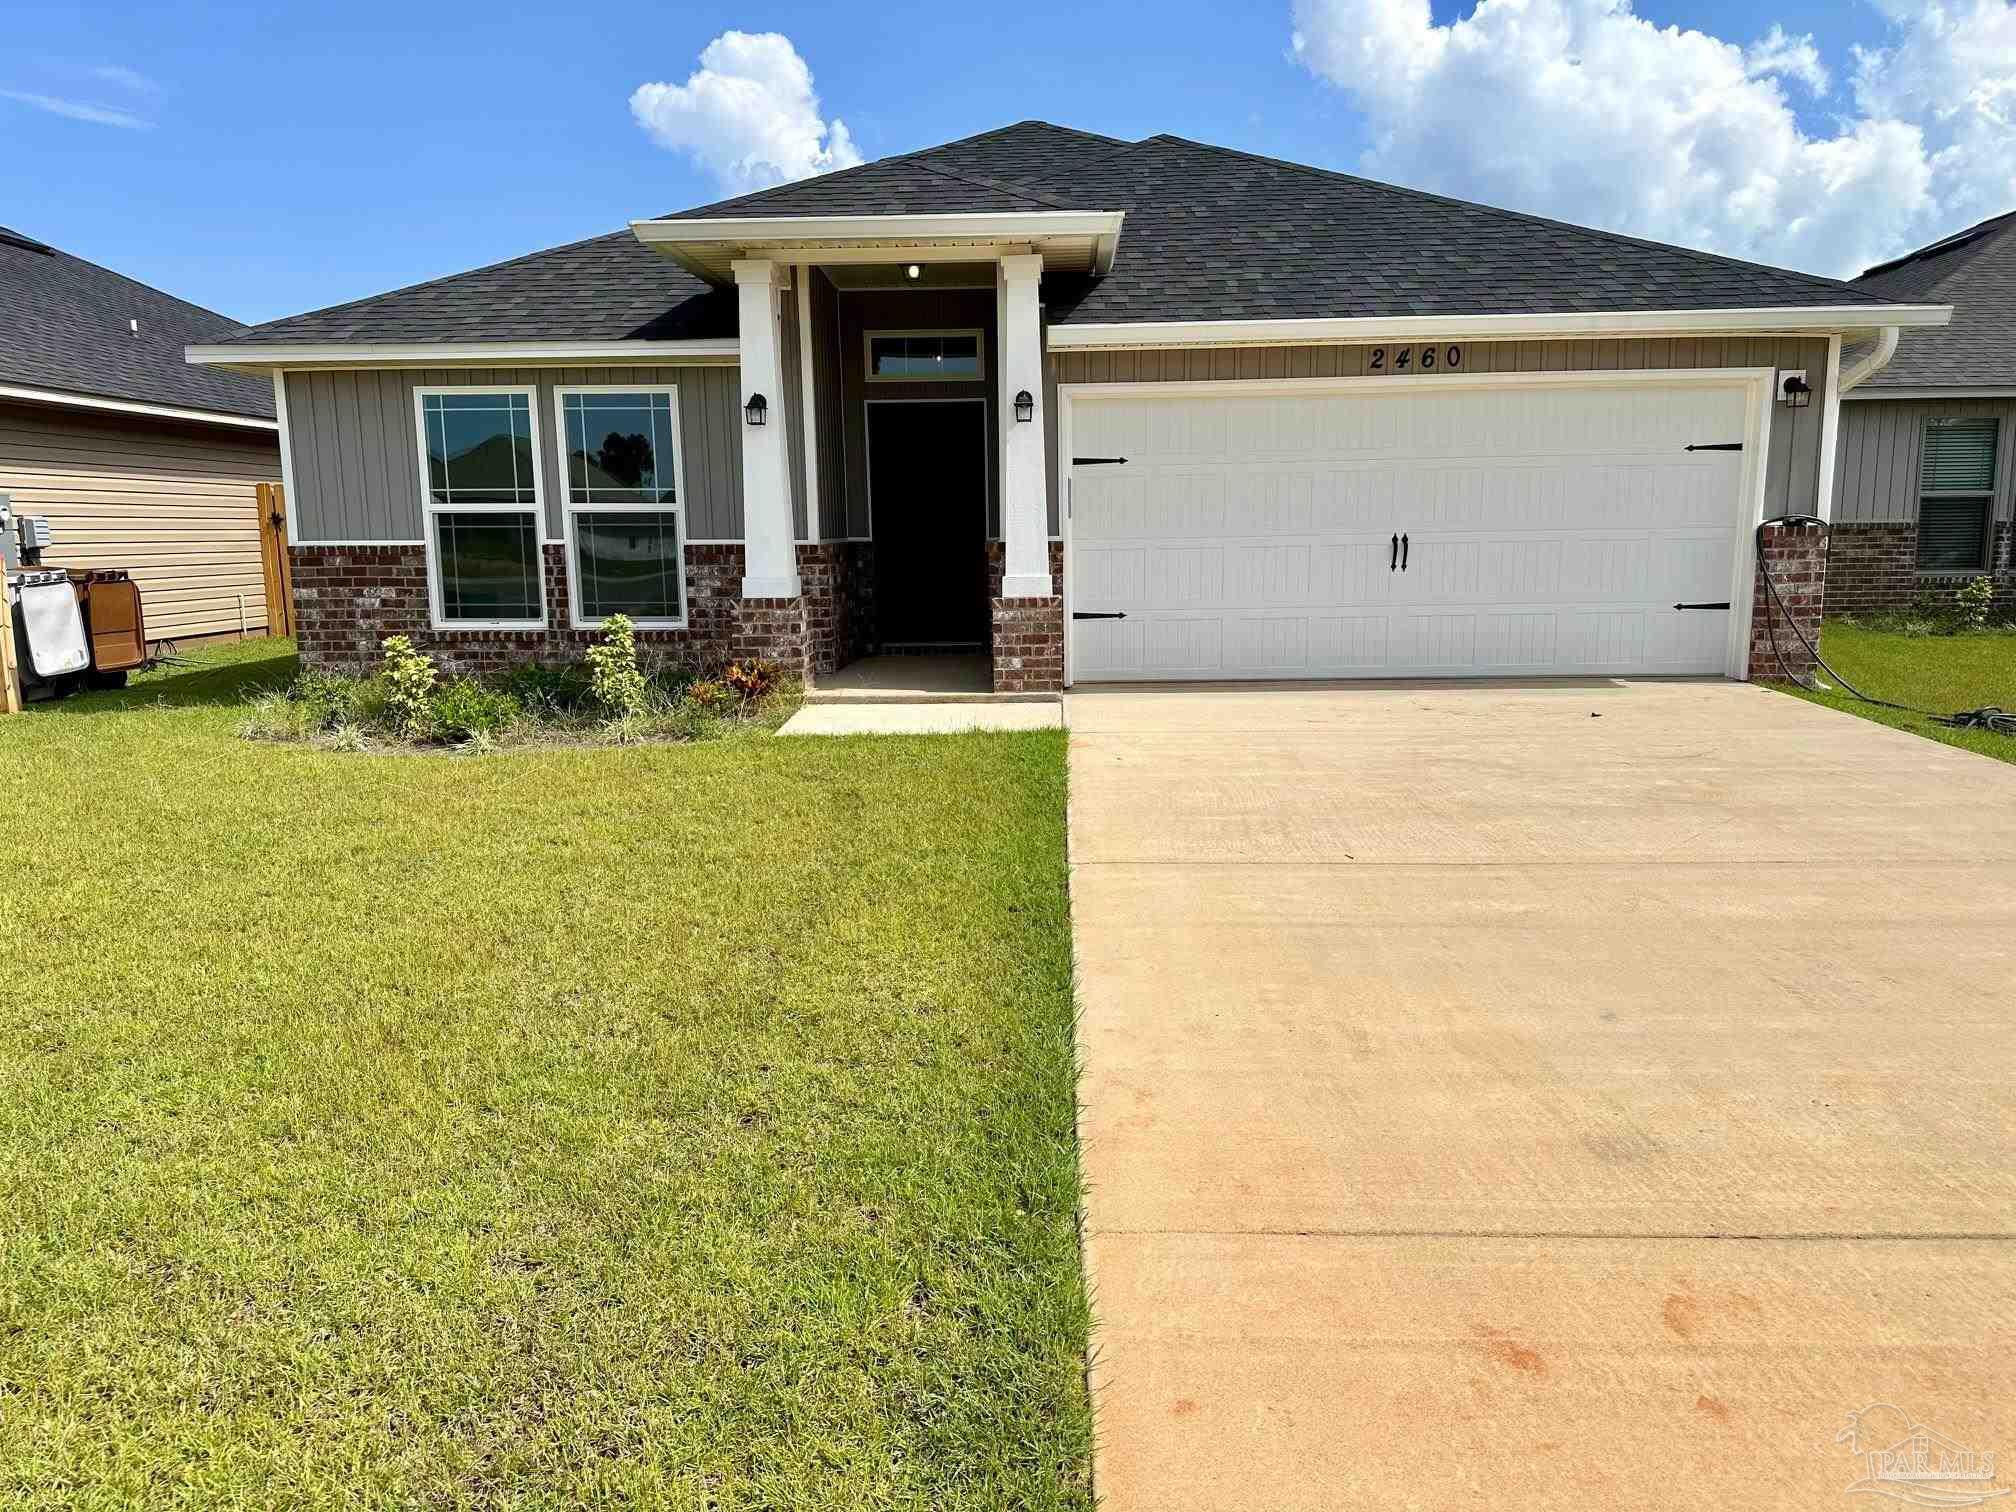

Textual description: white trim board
[1047,306,1951,351]
[1844,387,2016,401]
[1057,366,1775,686]
[0,382,278,431]
[187,339,739,372]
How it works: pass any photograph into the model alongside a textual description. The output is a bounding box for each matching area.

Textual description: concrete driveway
[1067,679,2016,1511]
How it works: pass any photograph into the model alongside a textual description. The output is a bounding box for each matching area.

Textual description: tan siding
[1049,335,1834,520]
[0,400,281,641]
[1834,396,2016,525]
[283,364,745,543]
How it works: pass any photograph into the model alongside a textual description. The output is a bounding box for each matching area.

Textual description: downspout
[1839,326,1900,392]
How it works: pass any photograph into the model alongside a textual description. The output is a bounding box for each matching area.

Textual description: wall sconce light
[1779,373,1812,408]
[1014,389,1035,423]
[744,393,768,426]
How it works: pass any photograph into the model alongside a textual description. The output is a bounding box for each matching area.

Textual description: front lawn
[1777,621,2016,765]
[0,639,1090,1509]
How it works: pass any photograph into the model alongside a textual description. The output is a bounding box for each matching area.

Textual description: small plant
[290,668,362,731]
[1956,575,1996,633]
[723,659,779,703]
[504,659,591,714]
[430,679,521,741]
[585,615,649,719]
[682,678,737,717]
[380,636,439,737]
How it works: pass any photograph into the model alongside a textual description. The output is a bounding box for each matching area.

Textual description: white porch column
[734,258,800,599]
[997,253,1052,597]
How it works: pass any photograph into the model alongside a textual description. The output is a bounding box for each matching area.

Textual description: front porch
[632,215,1109,696]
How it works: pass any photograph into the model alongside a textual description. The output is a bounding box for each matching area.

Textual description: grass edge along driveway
[1772,621,2016,766]
[0,640,1093,1510]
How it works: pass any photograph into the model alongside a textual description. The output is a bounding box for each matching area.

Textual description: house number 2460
[1369,345,1464,373]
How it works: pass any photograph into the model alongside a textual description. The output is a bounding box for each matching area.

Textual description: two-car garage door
[1066,378,1756,681]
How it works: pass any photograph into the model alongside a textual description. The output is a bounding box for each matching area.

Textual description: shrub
[430,679,521,741]
[723,658,779,703]
[380,636,438,737]
[504,659,591,714]
[1956,575,1996,633]
[585,615,648,719]
[682,678,737,716]
[290,668,362,731]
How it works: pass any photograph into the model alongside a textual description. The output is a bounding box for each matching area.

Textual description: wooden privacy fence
[257,482,297,638]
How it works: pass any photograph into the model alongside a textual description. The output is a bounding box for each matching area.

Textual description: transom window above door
[866,330,984,382]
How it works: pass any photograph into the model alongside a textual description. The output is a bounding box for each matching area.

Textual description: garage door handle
[1673,601,1731,611]
[1401,533,1410,571]
[1073,611,1127,621]
[1390,534,1399,572]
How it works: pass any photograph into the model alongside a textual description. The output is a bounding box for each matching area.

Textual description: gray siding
[778,285,807,540]
[1048,336,1834,525]
[808,269,848,539]
[283,364,744,542]
[1834,396,2016,525]
[837,289,998,539]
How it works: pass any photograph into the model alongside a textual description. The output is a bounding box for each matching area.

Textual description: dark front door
[868,400,987,647]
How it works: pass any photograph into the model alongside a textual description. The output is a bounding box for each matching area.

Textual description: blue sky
[0,1,1982,325]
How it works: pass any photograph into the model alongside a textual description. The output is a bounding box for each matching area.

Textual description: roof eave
[0,381,276,431]
[185,337,742,373]
[631,210,1127,285]
[1844,383,2016,401]
[1047,305,1953,350]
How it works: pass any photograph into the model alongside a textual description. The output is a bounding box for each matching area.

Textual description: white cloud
[0,88,150,129]
[1290,0,2016,277]
[631,31,862,193]
[1746,25,1828,94]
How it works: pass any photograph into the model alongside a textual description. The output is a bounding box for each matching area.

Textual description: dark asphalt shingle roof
[219,120,1907,349]
[1853,212,2016,389]
[0,225,273,419]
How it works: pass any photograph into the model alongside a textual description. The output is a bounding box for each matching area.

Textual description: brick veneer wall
[985,540,1066,693]
[1826,520,2014,619]
[292,539,875,683]
[1749,522,1827,681]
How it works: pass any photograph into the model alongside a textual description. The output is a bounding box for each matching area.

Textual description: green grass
[1777,621,2016,765]
[0,639,1090,1510]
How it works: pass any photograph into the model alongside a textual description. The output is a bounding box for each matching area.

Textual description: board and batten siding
[1833,396,2016,525]
[282,366,745,543]
[1047,336,1834,529]
[808,269,849,541]
[0,399,280,642]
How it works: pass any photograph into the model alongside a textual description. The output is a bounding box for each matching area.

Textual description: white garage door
[1067,379,1754,681]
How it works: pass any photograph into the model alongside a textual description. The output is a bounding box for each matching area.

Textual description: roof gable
[0,232,273,419]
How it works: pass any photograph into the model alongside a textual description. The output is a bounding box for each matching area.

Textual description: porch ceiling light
[906,263,921,279]
[1014,389,1035,423]
[1780,374,1812,408]
[745,392,768,426]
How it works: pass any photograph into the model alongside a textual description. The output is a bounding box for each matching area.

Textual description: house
[1831,214,2016,616]
[186,122,1948,692]
[1,226,283,646]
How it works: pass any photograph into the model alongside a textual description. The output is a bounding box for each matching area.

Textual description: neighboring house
[1833,214,2016,616]
[188,123,1947,691]
[0,225,282,646]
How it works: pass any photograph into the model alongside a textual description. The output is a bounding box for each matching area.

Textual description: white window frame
[553,383,690,629]
[413,384,548,631]
[1916,416,1998,575]
[864,328,987,384]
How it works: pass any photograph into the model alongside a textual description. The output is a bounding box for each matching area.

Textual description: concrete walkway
[1067,679,2016,1510]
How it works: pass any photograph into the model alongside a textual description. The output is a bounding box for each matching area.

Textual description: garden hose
[1754,516,2016,735]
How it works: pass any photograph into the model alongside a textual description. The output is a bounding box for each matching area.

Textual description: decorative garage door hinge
[1073,611,1127,621]
[1072,456,1128,465]
[1673,601,1732,610]
[1684,442,1745,452]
